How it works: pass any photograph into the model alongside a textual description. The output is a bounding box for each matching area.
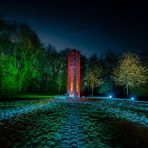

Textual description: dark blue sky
[0,0,148,56]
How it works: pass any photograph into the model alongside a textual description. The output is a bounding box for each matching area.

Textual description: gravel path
[60,102,85,147]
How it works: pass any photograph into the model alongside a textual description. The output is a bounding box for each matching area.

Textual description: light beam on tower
[67,49,80,98]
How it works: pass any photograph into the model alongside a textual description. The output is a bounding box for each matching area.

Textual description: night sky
[0,0,148,57]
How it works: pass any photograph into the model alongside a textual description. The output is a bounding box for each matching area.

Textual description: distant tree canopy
[99,50,118,94]
[0,19,148,99]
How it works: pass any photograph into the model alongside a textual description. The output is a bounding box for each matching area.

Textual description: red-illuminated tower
[68,49,80,98]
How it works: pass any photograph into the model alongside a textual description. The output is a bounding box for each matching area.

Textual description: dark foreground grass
[0,99,53,110]
[0,102,70,147]
[78,103,148,147]
[0,101,148,147]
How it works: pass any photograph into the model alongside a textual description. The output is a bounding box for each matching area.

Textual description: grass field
[17,94,56,99]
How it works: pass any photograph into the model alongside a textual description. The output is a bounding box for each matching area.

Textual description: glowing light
[70,82,73,92]
[76,83,79,92]
[109,95,112,98]
[130,97,135,101]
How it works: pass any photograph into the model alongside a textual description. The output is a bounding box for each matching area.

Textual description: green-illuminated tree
[43,45,59,93]
[15,24,42,93]
[0,19,56,96]
[0,19,18,96]
[56,68,66,93]
[0,53,17,95]
[55,49,67,94]
[84,55,103,96]
[113,52,147,96]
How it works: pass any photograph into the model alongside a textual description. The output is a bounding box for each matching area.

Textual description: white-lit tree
[84,55,103,95]
[113,52,147,96]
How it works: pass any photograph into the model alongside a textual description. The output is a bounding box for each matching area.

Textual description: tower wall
[67,50,80,98]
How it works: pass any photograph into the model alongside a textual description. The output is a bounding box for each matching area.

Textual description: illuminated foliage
[42,46,67,94]
[56,65,66,93]
[0,19,43,96]
[84,55,103,95]
[15,24,42,92]
[0,19,147,98]
[113,52,147,96]
[0,53,17,95]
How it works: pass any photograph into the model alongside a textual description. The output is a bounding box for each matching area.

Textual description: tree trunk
[126,84,129,97]
[91,84,94,96]
[58,83,61,94]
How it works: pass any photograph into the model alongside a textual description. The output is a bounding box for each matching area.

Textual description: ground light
[130,96,136,101]
[108,95,113,98]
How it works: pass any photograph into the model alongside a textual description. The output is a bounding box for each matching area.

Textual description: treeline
[81,51,148,98]
[0,19,67,97]
[0,19,148,99]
